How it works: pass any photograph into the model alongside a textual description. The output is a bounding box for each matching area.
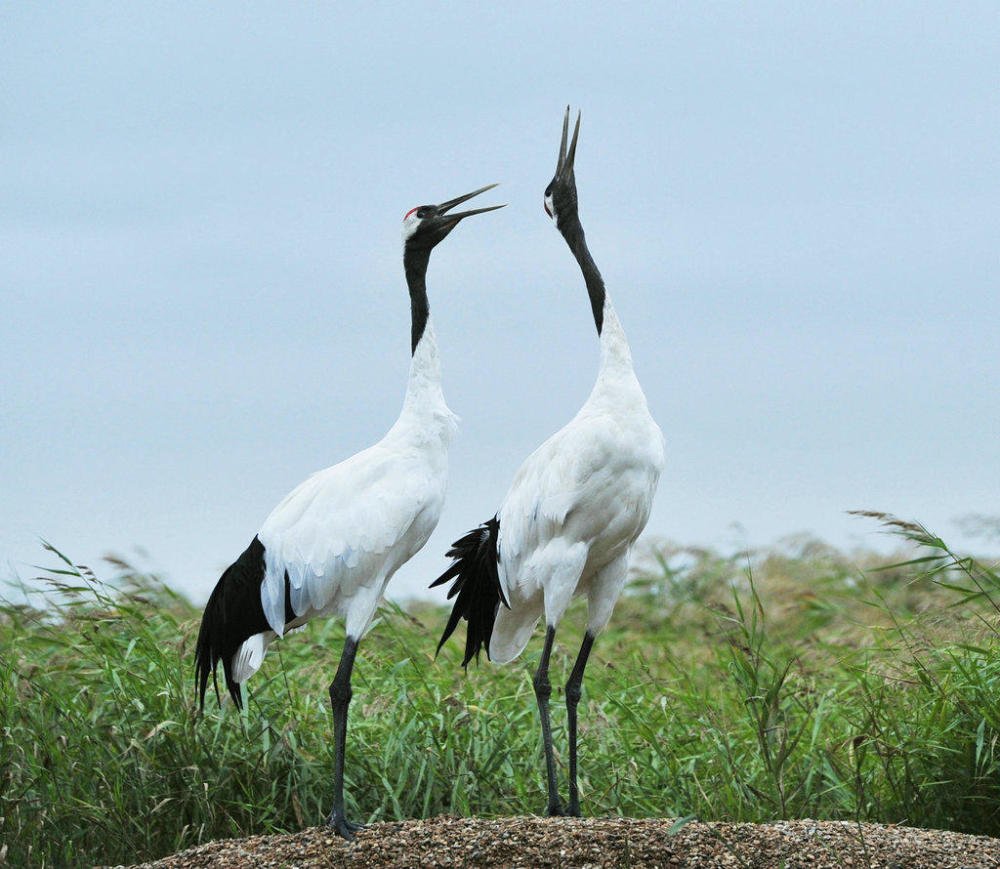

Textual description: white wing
[258,441,443,634]
[498,406,663,604]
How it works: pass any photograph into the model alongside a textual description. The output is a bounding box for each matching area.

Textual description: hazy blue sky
[3,3,998,602]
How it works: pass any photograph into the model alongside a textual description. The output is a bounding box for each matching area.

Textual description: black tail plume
[194,536,290,710]
[430,516,507,667]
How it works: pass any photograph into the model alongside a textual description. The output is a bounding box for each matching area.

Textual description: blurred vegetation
[1,516,998,867]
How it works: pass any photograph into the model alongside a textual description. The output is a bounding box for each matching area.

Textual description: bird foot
[325,811,365,840]
[546,800,566,817]
[566,800,582,818]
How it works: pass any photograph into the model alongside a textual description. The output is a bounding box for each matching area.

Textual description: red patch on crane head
[404,207,419,221]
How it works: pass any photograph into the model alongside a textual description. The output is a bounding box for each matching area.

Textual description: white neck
[394,317,458,442]
[585,292,648,414]
[598,295,634,374]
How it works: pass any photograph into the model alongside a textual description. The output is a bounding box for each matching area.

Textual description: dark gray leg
[566,632,595,817]
[533,624,564,816]
[324,636,364,839]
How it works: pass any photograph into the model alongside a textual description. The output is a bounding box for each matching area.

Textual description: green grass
[1,517,999,867]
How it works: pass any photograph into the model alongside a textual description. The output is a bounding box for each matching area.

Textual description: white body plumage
[431,108,658,820]
[232,323,458,683]
[490,299,665,663]
[195,181,502,838]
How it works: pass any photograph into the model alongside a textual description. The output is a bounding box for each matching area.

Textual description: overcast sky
[3,3,998,603]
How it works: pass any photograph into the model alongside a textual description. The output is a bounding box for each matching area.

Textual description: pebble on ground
[103,816,1000,869]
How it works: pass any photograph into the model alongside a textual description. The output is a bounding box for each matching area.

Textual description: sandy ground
[104,816,1000,868]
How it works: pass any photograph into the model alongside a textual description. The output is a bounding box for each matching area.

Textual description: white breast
[258,322,457,638]
[497,377,664,603]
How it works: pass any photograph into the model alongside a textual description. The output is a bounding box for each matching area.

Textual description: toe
[325,813,361,840]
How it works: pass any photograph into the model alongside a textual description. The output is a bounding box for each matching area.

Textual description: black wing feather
[430,516,507,667]
[193,536,293,710]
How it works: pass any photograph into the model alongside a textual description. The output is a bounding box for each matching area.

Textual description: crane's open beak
[556,107,581,176]
[437,183,506,224]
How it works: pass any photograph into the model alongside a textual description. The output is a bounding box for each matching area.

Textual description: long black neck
[560,214,605,335]
[404,246,431,355]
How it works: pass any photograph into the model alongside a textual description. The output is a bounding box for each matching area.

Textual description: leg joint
[532,672,552,700]
[565,681,582,705]
[328,679,353,707]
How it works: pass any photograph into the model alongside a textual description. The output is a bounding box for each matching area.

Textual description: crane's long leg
[565,631,595,817]
[325,636,363,839]
[532,624,564,816]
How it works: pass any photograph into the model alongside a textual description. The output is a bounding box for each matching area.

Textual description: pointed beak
[437,183,506,223]
[556,106,582,176]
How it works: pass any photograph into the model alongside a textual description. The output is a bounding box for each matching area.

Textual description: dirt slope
[104,816,1000,868]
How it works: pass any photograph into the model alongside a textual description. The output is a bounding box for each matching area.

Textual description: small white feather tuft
[232,632,273,683]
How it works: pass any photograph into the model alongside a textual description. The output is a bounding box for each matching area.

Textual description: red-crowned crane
[432,110,665,817]
[195,184,504,838]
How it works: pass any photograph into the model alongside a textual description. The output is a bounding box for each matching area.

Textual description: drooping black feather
[194,536,293,710]
[430,515,508,667]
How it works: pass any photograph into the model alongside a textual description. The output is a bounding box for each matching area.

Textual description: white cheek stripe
[544,192,557,223]
[402,212,422,242]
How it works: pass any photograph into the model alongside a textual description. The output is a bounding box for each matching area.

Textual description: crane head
[402,184,505,251]
[543,106,581,229]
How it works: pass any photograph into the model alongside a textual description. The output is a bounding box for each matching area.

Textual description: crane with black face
[433,110,664,817]
[195,184,504,838]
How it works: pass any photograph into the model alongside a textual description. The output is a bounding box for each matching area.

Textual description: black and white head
[543,107,581,231]
[402,184,504,252]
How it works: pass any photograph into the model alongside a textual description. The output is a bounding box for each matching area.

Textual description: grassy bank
[1,517,998,867]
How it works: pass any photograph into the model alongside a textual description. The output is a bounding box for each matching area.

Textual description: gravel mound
[105,816,1000,868]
